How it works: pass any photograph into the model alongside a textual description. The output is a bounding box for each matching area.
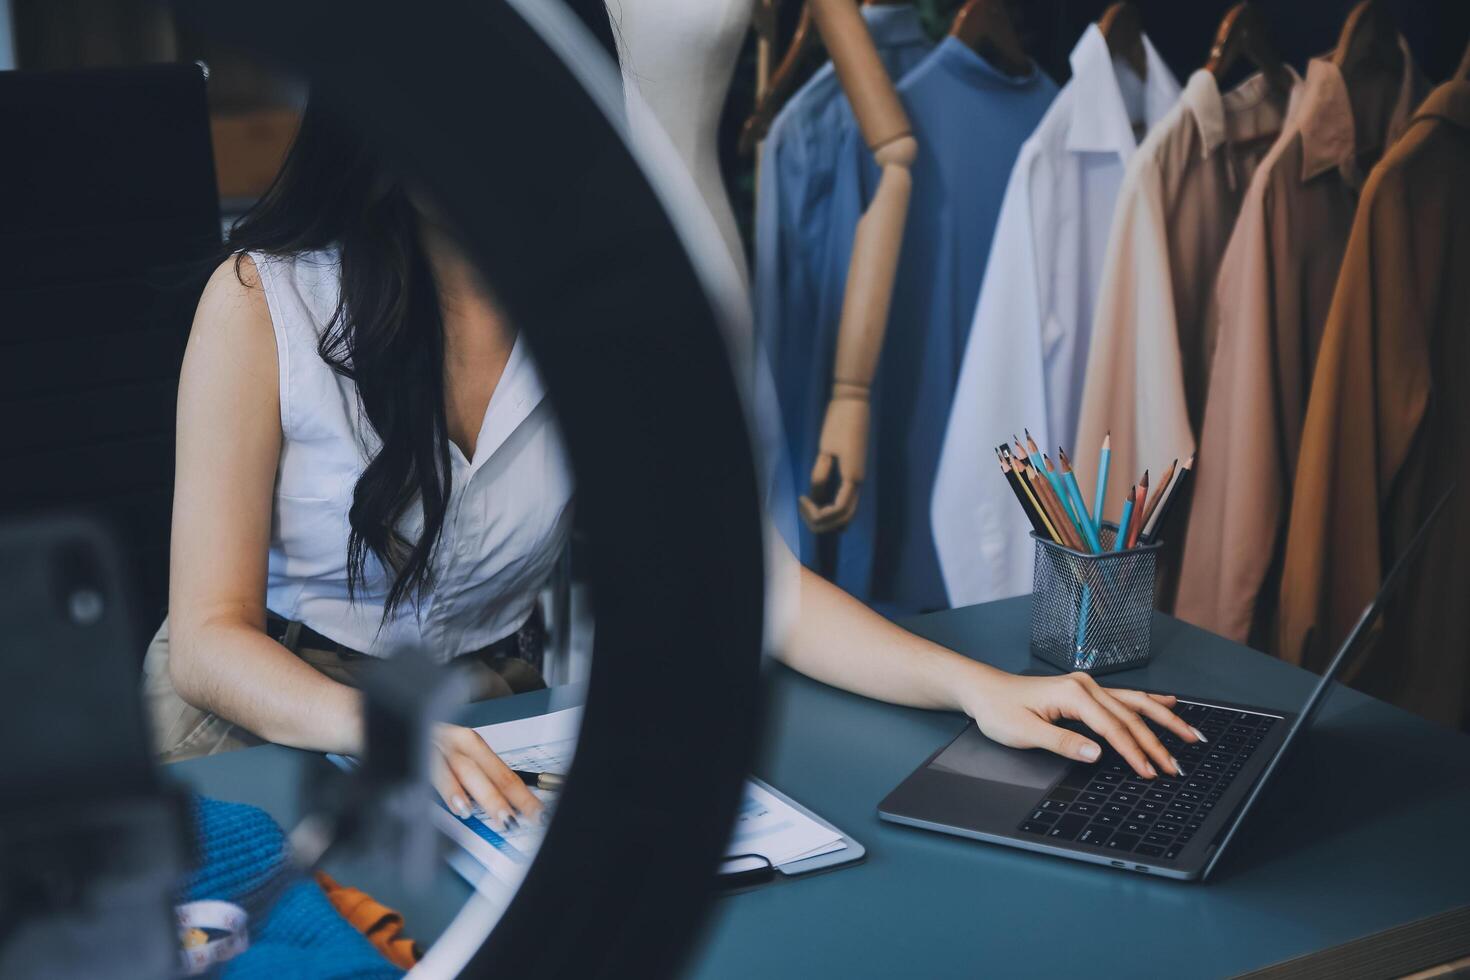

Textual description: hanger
[740,2,817,155]
[740,1,924,155]
[1205,2,1292,98]
[949,0,1030,78]
[1097,2,1147,81]
[1331,0,1403,80]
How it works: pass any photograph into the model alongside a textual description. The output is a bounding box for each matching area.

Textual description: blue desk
[171,598,1470,977]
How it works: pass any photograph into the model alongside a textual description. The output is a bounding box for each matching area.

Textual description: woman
[147,101,1201,833]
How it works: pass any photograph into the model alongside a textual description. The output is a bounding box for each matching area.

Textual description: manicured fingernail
[497,810,514,830]
[1080,743,1100,761]
[1190,727,1209,743]
[451,795,471,819]
[1142,763,1157,778]
[1170,757,1184,776]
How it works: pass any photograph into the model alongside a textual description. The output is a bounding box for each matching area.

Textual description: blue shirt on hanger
[755,4,933,584]
[820,37,1057,614]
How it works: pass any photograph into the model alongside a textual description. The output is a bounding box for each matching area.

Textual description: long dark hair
[228,100,451,620]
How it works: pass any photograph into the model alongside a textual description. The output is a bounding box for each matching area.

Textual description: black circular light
[174,0,768,976]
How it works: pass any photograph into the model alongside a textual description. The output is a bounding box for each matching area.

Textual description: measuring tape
[176,900,249,975]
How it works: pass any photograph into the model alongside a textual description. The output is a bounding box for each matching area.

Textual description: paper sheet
[433,707,845,886]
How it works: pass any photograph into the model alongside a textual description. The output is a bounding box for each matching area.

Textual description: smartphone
[0,513,157,807]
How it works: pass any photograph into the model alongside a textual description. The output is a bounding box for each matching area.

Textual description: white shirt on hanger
[931,24,1178,607]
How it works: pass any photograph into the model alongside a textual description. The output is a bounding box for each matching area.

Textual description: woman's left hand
[959,668,1204,779]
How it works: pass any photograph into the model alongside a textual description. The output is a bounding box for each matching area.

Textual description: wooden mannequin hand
[799,390,870,533]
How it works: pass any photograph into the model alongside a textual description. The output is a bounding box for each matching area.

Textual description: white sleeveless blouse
[252,249,574,662]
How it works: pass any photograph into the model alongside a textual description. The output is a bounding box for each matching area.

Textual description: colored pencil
[1057,448,1102,553]
[1092,431,1111,536]
[1113,490,1135,551]
[1027,463,1084,552]
[1141,462,1184,540]
[1125,476,1148,549]
[1004,448,1062,544]
[1139,457,1177,532]
[1143,454,1194,544]
[1024,428,1042,460]
[1023,463,1071,547]
[1041,453,1083,535]
[998,449,1051,540]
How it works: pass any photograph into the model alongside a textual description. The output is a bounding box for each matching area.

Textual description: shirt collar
[862,2,928,49]
[1181,65,1303,159]
[933,35,1041,89]
[1412,79,1470,132]
[1298,36,1421,186]
[460,333,548,472]
[1063,24,1179,163]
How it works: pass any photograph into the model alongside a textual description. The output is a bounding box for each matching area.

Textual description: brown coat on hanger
[1331,0,1404,85]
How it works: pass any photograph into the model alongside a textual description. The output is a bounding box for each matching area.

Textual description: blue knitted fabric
[183,797,403,980]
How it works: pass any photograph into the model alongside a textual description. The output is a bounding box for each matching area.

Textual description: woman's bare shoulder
[184,254,279,394]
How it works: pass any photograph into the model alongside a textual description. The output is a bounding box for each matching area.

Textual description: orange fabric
[314,871,421,970]
[1276,81,1470,727]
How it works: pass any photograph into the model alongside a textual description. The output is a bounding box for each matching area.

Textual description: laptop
[878,489,1454,881]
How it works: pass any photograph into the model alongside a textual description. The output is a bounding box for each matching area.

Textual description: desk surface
[172,597,1470,978]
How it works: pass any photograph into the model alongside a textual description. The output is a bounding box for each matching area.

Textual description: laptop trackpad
[927,725,1069,790]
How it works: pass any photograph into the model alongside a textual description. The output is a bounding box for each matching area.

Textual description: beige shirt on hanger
[1073,67,1300,524]
[1174,43,1426,647]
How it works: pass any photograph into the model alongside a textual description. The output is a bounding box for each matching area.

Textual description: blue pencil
[1040,453,1082,535]
[1093,432,1111,536]
[1058,448,1102,553]
[1114,492,1135,551]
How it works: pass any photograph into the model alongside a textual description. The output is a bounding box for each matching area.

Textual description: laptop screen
[1201,486,1455,878]
[1282,487,1454,742]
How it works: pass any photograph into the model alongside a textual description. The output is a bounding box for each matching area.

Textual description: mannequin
[608,0,916,535]
[611,0,755,286]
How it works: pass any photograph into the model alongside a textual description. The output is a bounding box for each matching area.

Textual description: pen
[512,769,566,791]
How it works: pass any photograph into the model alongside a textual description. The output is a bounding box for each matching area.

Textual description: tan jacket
[1175,46,1426,647]
[1276,80,1470,728]
[1075,68,1299,525]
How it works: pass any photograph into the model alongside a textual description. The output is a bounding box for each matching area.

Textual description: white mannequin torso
[608,0,754,285]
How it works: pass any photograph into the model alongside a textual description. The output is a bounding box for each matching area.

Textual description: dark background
[719,0,1470,258]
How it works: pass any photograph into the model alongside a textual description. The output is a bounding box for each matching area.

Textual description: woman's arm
[167,256,364,755]
[779,564,1202,779]
[167,258,540,826]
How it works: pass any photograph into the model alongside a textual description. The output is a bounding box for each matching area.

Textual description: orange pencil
[1028,464,1084,551]
[1125,475,1148,548]
[1139,458,1177,532]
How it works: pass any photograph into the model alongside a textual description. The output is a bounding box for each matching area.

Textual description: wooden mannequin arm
[798,0,916,534]
[808,0,911,148]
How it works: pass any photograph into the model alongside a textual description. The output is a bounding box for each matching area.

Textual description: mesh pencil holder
[1030,524,1160,675]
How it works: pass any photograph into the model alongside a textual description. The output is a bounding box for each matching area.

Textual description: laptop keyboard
[1017,701,1278,861]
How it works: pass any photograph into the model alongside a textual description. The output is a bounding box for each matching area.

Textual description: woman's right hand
[431,723,545,831]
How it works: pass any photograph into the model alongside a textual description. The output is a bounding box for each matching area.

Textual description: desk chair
[0,63,222,653]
